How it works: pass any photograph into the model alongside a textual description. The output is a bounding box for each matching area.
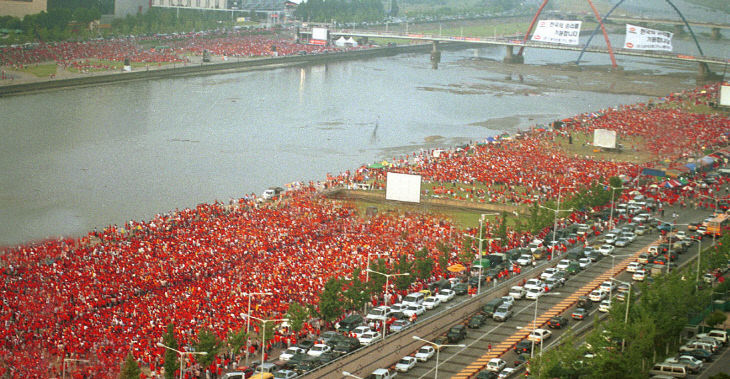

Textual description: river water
[0,37,727,246]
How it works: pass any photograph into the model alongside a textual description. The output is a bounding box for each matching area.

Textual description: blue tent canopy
[685,163,697,171]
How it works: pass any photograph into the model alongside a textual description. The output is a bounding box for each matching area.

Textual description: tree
[389,0,399,16]
[496,211,508,243]
[286,302,310,333]
[395,254,414,290]
[318,278,344,323]
[414,248,434,280]
[705,310,727,328]
[162,323,179,379]
[436,241,451,273]
[343,269,370,311]
[195,328,220,368]
[118,352,141,379]
[226,327,247,357]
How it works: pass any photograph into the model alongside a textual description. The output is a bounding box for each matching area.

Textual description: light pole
[244,315,289,367]
[609,253,634,300]
[463,213,500,295]
[610,278,632,352]
[365,252,387,313]
[696,238,703,290]
[342,371,365,379]
[156,342,208,379]
[520,292,561,358]
[539,203,573,261]
[62,358,89,379]
[412,335,466,379]
[699,194,720,246]
[366,269,409,342]
[654,218,689,274]
[242,291,273,366]
[608,185,628,230]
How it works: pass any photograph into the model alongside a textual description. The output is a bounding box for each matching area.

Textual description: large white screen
[312,27,328,41]
[385,172,421,203]
[721,85,730,107]
[593,129,617,149]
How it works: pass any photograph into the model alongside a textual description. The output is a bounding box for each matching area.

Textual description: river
[0,37,726,246]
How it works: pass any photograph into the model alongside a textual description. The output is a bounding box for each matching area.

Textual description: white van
[402,292,425,306]
[649,362,687,378]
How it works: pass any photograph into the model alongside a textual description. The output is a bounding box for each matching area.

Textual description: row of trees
[531,235,730,378]
[294,0,385,23]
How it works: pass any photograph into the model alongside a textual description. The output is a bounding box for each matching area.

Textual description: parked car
[632,269,646,281]
[524,278,543,291]
[394,356,417,372]
[664,355,703,373]
[389,319,411,333]
[598,244,615,255]
[423,296,441,310]
[493,303,514,322]
[517,254,533,266]
[414,345,435,361]
[547,315,569,329]
[683,349,713,362]
[273,370,298,379]
[469,314,488,328]
[453,283,469,295]
[589,289,606,302]
[514,340,533,355]
[357,331,382,346]
[509,286,526,299]
[528,328,552,342]
[598,300,611,313]
[447,325,467,343]
[578,257,592,268]
[614,237,631,247]
[540,268,559,280]
[279,347,306,361]
[485,358,507,372]
[557,259,572,270]
[306,343,331,357]
[525,287,545,300]
[626,261,642,273]
[572,308,588,320]
[436,289,456,302]
[402,304,426,318]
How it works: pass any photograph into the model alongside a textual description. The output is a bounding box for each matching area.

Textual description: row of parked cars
[650,329,728,378]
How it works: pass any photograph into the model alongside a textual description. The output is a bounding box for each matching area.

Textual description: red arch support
[518,0,618,68]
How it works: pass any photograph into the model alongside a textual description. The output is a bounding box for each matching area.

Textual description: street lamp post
[610,278,632,352]
[654,218,689,274]
[412,335,466,379]
[608,253,634,300]
[156,342,208,379]
[539,203,573,261]
[242,291,273,366]
[244,315,289,367]
[463,213,500,295]
[62,358,89,379]
[521,292,561,358]
[608,185,628,230]
[364,252,387,313]
[366,269,409,342]
[696,238,703,290]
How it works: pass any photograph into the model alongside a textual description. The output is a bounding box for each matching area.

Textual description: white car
[501,295,516,305]
[599,280,616,293]
[358,331,382,345]
[498,368,516,379]
[435,289,455,303]
[540,268,558,280]
[598,244,615,256]
[578,258,591,268]
[598,300,611,313]
[366,306,392,321]
[589,289,606,302]
[395,356,417,372]
[528,328,552,342]
[279,346,305,361]
[486,358,507,372]
[423,296,441,310]
[390,303,406,314]
[621,232,637,242]
[557,259,571,270]
[414,345,435,361]
[632,269,646,281]
[603,233,618,245]
[402,304,426,317]
[615,237,631,247]
[306,343,331,357]
[509,286,526,299]
[525,287,545,300]
[524,278,543,291]
[352,326,372,339]
[626,261,642,273]
[517,254,533,266]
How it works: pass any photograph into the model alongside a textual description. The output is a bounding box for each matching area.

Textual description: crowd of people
[0,83,728,377]
[0,29,353,76]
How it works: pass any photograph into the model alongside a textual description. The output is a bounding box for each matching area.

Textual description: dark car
[332,337,360,354]
[572,308,588,320]
[294,356,321,373]
[475,370,498,379]
[577,296,593,309]
[317,350,341,364]
[321,331,342,346]
[447,324,467,343]
[547,315,569,329]
[469,275,487,287]
[513,353,529,367]
[514,340,533,355]
[453,283,469,295]
[468,314,487,328]
[684,349,713,362]
[296,339,315,350]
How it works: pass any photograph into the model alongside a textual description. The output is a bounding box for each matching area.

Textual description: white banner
[531,20,581,45]
[624,24,673,51]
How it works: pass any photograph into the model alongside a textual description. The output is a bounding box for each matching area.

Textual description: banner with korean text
[623,24,673,51]
[531,20,582,45]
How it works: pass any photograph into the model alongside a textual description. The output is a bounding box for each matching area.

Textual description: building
[0,0,47,18]
[114,0,149,17]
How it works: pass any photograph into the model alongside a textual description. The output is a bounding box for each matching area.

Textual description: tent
[685,163,697,172]
[447,264,466,273]
[334,36,347,47]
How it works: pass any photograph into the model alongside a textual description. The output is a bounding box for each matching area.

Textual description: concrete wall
[0,0,47,18]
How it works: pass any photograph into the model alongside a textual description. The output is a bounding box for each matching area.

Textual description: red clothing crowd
[0,83,728,378]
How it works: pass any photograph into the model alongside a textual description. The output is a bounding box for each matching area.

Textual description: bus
[705,213,730,237]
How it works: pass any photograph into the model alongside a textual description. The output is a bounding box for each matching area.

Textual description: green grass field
[17,63,57,77]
